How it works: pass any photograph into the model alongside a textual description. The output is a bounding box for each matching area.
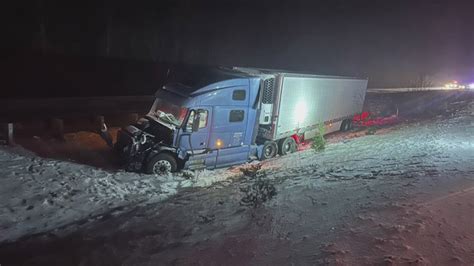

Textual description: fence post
[1,123,15,145]
[7,123,15,145]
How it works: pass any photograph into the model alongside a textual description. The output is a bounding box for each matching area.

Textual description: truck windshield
[149,98,188,127]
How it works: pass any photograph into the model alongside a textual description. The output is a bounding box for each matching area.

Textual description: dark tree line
[3,0,474,88]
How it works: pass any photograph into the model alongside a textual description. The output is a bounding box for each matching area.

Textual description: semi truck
[114,67,368,175]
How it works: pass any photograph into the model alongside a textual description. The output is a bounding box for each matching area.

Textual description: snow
[0,99,473,264]
[0,146,243,243]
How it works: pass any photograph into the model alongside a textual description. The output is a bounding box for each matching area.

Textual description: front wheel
[146,153,177,175]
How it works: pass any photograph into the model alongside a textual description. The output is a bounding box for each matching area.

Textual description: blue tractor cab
[115,66,266,174]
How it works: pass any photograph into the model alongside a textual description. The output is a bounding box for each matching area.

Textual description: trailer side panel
[274,76,367,139]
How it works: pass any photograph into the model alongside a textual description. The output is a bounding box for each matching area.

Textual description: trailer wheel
[340,120,347,131]
[146,153,177,175]
[279,137,297,156]
[340,119,352,132]
[346,120,353,131]
[261,141,278,160]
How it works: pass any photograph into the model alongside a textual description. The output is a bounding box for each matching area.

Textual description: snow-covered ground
[0,100,473,265]
[0,146,243,244]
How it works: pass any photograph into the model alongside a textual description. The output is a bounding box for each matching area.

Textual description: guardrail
[367,87,452,93]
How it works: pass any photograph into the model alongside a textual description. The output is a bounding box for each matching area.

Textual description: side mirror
[192,112,201,132]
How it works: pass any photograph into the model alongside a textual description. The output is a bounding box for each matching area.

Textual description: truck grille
[262,78,275,104]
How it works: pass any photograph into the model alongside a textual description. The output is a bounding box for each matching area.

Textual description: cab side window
[232,90,246,101]
[186,109,208,131]
[198,110,208,128]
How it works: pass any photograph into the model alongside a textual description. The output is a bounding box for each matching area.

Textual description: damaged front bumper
[115,125,149,171]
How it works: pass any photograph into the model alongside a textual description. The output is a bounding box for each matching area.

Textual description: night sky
[3,0,474,97]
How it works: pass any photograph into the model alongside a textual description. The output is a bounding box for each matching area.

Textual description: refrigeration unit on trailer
[114,67,368,175]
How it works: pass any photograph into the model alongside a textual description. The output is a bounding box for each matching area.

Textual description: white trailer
[233,68,367,142]
[273,73,368,139]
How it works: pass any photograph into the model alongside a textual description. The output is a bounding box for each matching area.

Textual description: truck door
[180,108,211,152]
[178,107,218,169]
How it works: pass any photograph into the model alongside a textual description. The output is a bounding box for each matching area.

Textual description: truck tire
[340,120,347,131]
[346,119,353,131]
[340,119,352,132]
[278,137,297,156]
[146,153,177,175]
[261,141,278,160]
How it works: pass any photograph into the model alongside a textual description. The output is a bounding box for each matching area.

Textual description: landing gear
[278,137,297,155]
